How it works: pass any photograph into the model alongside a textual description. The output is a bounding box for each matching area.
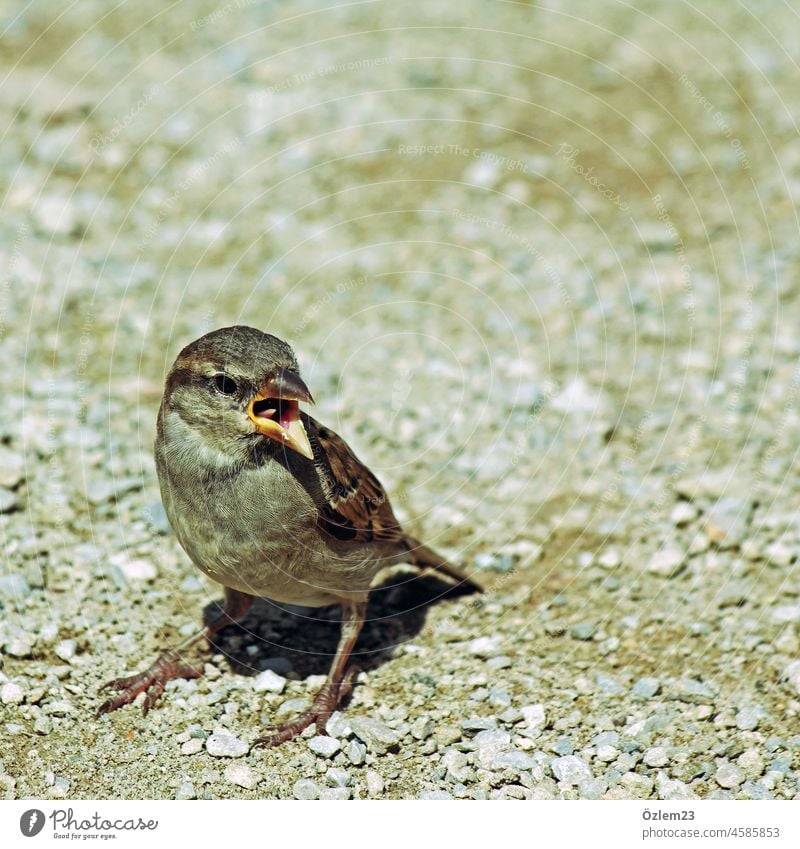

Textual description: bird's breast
[156,446,378,606]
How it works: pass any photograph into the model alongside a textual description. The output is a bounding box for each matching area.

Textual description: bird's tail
[403,535,483,593]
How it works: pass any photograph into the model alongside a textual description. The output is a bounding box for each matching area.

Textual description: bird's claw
[250,668,357,750]
[96,651,202,717]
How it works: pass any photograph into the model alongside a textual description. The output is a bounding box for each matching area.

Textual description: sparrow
[98,325,479,747]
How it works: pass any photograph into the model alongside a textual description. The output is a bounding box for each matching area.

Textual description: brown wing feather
[304,414,404,545]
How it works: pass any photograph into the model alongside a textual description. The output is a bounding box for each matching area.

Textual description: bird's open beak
[247,368,314,460]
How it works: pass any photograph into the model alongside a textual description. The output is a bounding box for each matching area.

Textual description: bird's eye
[213,374,238,395]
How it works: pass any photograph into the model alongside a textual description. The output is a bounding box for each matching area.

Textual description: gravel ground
[1,0,800,800]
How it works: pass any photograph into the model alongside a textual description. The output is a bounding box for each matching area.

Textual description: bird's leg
[97,587,253,716]
[251,599,367,749]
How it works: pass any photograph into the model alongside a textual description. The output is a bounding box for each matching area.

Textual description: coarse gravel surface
[1,0,800,800]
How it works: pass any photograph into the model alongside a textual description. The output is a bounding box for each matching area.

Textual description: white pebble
[205,732,248,758]
[224,763,258,789]
[308,736,341,758]
[1,682,24,704]
[252,669,286,694]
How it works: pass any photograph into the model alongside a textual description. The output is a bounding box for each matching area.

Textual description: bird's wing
[303,413,405,545]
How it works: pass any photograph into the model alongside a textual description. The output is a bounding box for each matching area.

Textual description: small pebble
[647,547,686,577]
[252,669,286,694]
[346,739,367,765]
[365,770,384,797]
[205,733,248,758]
[1,682,24,705]
[293,778,321,800]
[520,704,546,730]
[643,747,669,768]
[308,736,341,758]
[350,717,399,754]
[551,755,592,784]
[475,729,512,767]
[181,738,204,756]
[224,763,258,789]
[320,787,351,800]
[632,677,661,699]
[0,574,30,602]
[0,487,19,513]
[715,763,745,788]
[325,767,352,788]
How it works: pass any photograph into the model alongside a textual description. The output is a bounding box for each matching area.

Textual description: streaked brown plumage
[98,325,479,747]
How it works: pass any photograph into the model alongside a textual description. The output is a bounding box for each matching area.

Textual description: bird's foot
[251,668,356,749]
[96,650,203,716]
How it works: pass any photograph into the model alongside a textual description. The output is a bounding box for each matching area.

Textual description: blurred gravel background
[1,0,800,800]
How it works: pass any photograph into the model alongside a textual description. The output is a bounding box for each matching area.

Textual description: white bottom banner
[0,800,796,848]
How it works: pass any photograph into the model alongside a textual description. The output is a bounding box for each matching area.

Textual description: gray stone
[419,790,453,800]
[205,733,248,758]
[475,729,512,767]
[632,677,661,699]
[325,711,352,738]
[308,736,341,758]
[765,541,795,568]
[0,448,24,488]
[442,749,471,781]
[365,770,384,796]
[736,705,766,731]
[1,682,24,704]
[224,763,258,789]
[490,750,536,771]
[551,755,592,784]
[704,496,749,546]
[643,746,669,767]
[468,636,502,657]
[656,773,698,800]
[771,605,800,624]
[319,787,351,800]
[293,778,321,800]
[345,739,366,765]
[0,574,31,602]
[570,621,597,641]
[578,777,608,799]
[325,768,352,788]
[715,763,746,788]
[176,781,196,800]
[350,717,400,754]
[782,660,800,695]
[671,678,717,704]
[0,487,19,513]
[520,704,546,730]
[411,716,434,740]
[647,547,686,577]
[595,673,625,695]
[252,669,286,693]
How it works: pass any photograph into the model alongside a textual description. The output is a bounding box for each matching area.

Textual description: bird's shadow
[201,571,478,681]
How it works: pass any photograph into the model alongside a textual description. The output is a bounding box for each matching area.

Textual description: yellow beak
[246,368,314,460]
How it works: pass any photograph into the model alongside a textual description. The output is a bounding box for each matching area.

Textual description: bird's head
[160,325,315,461]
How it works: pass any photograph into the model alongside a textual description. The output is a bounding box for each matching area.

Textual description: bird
[97,325,480,747]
